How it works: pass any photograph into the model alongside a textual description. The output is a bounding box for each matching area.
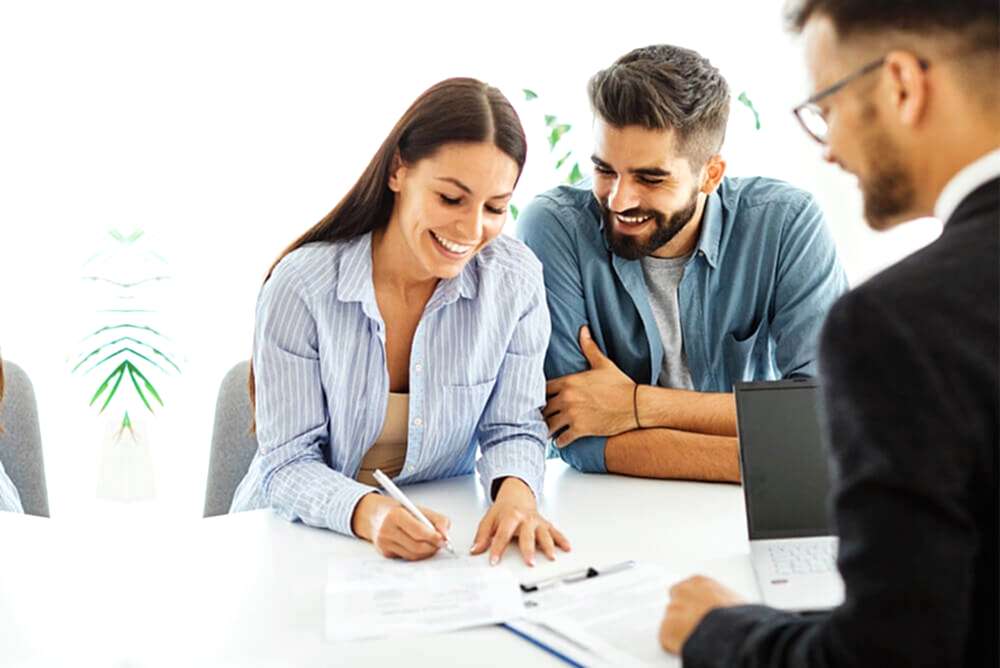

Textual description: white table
[0,461,759,667]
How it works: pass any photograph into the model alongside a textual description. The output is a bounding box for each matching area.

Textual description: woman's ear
[387,150,406,193]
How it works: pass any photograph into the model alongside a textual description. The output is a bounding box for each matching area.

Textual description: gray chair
[0,361,50,517]
[204,361,259,517]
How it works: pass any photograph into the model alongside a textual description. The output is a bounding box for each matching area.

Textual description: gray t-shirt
[640,254,694,389]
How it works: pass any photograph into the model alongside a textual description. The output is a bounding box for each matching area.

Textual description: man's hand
[660,575,745,654]
[544,326,637,447]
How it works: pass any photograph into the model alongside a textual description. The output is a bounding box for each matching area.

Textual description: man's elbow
[556,436,608,474]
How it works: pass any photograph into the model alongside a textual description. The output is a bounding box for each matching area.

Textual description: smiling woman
[231,77,570,567]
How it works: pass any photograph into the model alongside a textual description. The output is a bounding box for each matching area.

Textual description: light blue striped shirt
[231,232,550,536]
[0,460,23,513]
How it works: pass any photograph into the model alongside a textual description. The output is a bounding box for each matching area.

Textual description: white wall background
[0,0,942,520]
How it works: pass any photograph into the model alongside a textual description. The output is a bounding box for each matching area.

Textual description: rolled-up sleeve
[244,260,376,536]
[475,269,550,501]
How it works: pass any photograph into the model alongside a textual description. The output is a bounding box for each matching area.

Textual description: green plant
[512,88,587,221]
[72,229,180,433]
[737,91,762,130]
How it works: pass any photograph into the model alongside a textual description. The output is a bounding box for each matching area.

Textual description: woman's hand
[351,493,452,561]
[470,477,571,566]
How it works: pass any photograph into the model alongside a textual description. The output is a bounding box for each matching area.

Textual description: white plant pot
[96,415,156,501]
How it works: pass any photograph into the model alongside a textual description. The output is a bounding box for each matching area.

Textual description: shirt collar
[429,259,479,307]
[335,232,376,305]
[335,230,479,309]
[934,147,1000,224]
[694,189,722,269]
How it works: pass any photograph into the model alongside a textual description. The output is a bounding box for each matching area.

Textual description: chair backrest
[204,361,259,517]
[0,361,49,517]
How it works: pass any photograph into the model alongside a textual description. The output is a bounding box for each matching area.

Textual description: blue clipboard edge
[500,622,587,668]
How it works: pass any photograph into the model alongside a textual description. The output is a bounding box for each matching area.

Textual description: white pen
[372,468,456,556]
[519,560,636,593]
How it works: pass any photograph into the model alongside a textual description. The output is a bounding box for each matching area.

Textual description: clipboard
[501,620,592,667]
[500,561,677,668]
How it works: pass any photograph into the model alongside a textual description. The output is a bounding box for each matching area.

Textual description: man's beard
[599,187,700,260]
[857,105,917,230]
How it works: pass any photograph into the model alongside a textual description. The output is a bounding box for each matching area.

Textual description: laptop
[734,378,845,612]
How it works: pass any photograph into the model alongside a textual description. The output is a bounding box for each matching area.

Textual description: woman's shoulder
[268,239,357,299]
[474,233,543,286]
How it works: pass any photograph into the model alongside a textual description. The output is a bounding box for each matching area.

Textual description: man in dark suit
[658,1,999,666]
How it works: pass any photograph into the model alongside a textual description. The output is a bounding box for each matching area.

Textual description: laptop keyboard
[767,542,837,576]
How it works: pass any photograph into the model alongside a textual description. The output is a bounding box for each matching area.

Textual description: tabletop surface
[0,460,758,667]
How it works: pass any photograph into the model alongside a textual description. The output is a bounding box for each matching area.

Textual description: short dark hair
[786,0,999,53]
[588,45,730,167]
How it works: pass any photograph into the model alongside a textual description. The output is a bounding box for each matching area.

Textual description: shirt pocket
[439,377,497,448]
[722,319,768,382]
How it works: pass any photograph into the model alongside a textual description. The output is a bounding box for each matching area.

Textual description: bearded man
[519,44,847,480]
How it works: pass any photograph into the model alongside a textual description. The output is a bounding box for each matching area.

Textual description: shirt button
[414,363,423,373]
[413,417,423,427]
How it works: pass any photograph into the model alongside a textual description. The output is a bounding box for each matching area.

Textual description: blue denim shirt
[517,176,848,473]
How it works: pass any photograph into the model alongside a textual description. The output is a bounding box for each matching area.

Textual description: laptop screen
[735,379,833,540]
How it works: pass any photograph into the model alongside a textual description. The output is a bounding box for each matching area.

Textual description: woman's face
[387,141,519,280]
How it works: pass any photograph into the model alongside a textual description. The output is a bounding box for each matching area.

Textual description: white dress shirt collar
[934,147,1000,223]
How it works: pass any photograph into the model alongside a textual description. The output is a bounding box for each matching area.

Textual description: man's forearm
[636,387,737,437]
[605,428,740,482]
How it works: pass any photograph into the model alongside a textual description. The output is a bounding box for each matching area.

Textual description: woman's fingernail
[490,555,499,566]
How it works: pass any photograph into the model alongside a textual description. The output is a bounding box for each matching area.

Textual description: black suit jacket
[683,178,999,667]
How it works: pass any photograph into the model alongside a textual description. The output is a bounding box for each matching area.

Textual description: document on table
[325,555,523,642]
[509,562,681,667]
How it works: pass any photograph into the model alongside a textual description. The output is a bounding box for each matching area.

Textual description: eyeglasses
[792,56,929,145]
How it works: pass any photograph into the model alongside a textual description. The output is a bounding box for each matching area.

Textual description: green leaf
[100,366,127,413]
[567,163,584,185]
[84,324,169,341]
[548,124,571,150]
[127,363,155,413]
[544,114,557,127]
[523,88,538,101]
[76,345,171,376]
[129,364,164,407]
[737,91,762,130]
[555,150,573,170]
[73,337,180,375]
[509,204,519,221]
[119,411,133,436]
[88,362,128,412]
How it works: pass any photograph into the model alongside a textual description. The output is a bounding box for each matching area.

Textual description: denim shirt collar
[695,189,722,269]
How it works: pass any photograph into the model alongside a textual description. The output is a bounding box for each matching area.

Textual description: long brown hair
[248,77,527,428]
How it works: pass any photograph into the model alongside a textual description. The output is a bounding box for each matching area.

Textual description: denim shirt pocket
[722,319,768,384]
